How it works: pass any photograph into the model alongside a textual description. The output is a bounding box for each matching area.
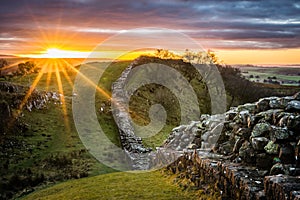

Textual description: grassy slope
[5,60,204,199]
[22,171,200,200]
[7,66,115,176]
[4,58,299,199]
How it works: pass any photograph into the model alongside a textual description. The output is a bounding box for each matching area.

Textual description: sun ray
[54,62,71,135]
[61,59,111,100]
[16,64,47,117]
[60,63,74,88]
[45,63,53,91]
[1,59,32,71]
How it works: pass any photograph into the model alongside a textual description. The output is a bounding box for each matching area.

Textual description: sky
[0,0,300,64]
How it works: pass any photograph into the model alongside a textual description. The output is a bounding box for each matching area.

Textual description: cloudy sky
[1,0,300,64]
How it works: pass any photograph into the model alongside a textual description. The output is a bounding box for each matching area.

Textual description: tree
[17,61,37,75]
[182,49,221,65]
[0,59,8,76]
[154,49,181,59]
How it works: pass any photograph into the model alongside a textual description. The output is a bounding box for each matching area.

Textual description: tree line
[0,59,39,77]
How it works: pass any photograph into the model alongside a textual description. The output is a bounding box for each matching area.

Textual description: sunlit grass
[22,170,200,200]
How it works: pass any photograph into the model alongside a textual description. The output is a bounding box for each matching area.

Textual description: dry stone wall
[165,92,300,199]
[111,57,300,198]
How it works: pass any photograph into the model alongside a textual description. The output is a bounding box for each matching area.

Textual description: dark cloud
[0,0,299,53]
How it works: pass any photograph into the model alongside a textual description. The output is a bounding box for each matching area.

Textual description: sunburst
[10,51,113,136]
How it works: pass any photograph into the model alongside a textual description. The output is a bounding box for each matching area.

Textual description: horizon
[0,1,300,65]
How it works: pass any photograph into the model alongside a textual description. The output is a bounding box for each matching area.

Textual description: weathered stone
[269,97,282,109]
[293,92,300,100]
[286,100,300,112]
[256,153,273,169]
[233,137,244,153]
[270,126,290,141]
[239,141,255,163]
[256,109,283,123]
[218,141,234,155]
[238,103,257,113]
[264,141,279,154]
[270,163,286,175]
[225,110,237,121]
[264,175,300,200]
[279,144,295,164]
[251,137,269,151]
[236,127,251,139]
[251,123,272,138]
[256,98,270,112]
[247,115,260,128]
[237,110,251,125]
[287,115,300,132]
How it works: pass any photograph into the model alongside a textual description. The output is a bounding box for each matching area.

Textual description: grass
[2,59,194,199]
[240,66,300,85]
[21,170,201,200]
[5,67,115,176]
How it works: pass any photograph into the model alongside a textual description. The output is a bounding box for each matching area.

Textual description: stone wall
[0,81,61,135]
[111,57,300,198]
[111,59,152,170]
[164,92,300,199]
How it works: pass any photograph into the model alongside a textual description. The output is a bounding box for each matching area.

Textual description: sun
[46,48,63,58]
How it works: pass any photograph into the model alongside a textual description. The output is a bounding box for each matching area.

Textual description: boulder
[236,127,251,139]
[270,163,286,175]
[239,141,255,163]
[279,144,295,164]
[293,92,300,100]
[251,137,269,151]
[256,98,270,112]
[286,100,300,112]
[251,123,272,138]
[264,141,279,154]
[256,153,274,169]
[237,103,257,113]
[270,126,290,141]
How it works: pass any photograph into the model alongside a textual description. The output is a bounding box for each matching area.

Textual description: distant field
[239,66,300,86]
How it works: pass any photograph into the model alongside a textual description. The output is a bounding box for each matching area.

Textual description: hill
[22,170,204,200]
[0,56,299,199]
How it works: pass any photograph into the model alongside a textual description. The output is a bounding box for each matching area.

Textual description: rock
[256,153,273,169]
[236,127,251,139]
[270,163,286,175]
[233,137,244,153]
[256,98,270,112]
[287,115,300,132]
[218,141,234,155]
[247,115,258,128]
[256,109,283,123]
[293,92,300,100]
[269,97,282,109]
[251,137,269,151]
[279,144,295,164]
[237,103,257,113]
[270,126,290,141]
[286,100,300,112]
[251,123,272,138]
[237,110,250,125]
[264,141,279,154]
[225,110,237,121]
[239,141,255,163]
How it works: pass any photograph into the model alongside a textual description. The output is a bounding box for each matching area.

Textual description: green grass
[240,66,300,86]
[6,67,114,176]
[21,170,200,200]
